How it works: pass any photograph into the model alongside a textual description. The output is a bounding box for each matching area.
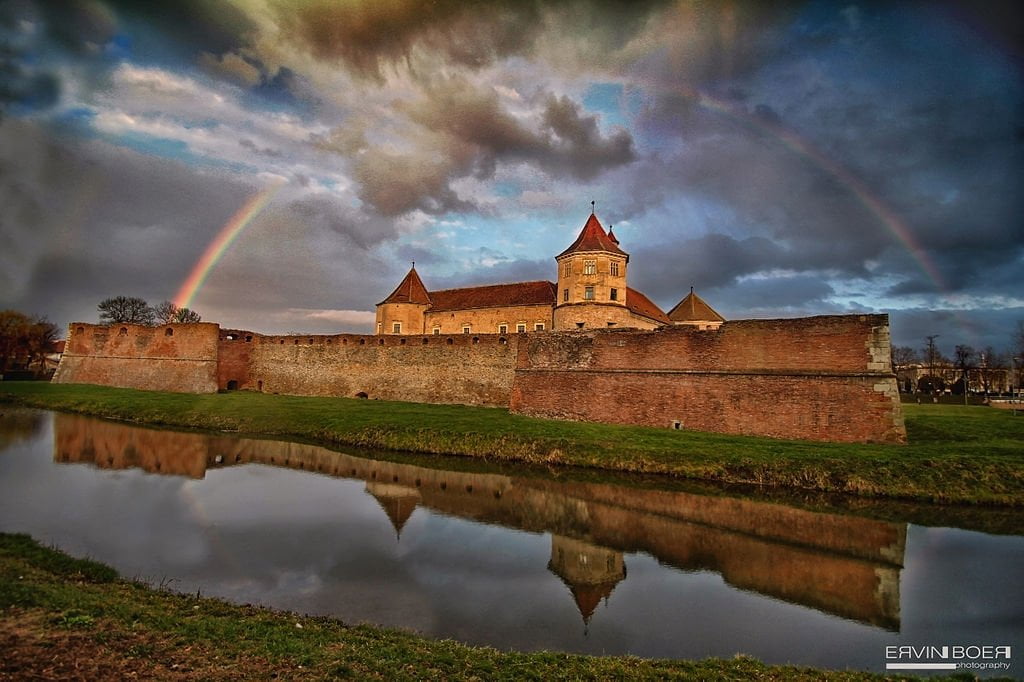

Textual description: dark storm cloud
[888,307,1024,355]
[427,258,552,290]
[347,79,635,216]
[0,118,254,325]
[285,196,401,251]
[275,0,676,82]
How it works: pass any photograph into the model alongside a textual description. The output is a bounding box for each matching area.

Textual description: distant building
[376,212,718,334]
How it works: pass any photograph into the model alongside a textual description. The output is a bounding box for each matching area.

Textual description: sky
[1,0,1022,356]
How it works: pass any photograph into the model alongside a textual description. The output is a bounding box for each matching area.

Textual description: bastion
[53,313,906,444]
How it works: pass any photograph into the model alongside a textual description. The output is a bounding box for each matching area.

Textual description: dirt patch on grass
[0,608,305,680]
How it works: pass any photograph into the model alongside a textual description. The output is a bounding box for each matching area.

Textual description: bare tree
[953,344,975,402]
[891,346,918,370]
[153,301,202,324]
[97,296,155,325]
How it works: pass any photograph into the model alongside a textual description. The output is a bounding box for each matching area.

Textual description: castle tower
[553,211,632,330]
[667,287,725,330]
[547,535,626,628]
[376,265,431,335]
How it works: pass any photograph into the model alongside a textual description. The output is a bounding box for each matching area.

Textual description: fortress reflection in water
[53,413,905,630]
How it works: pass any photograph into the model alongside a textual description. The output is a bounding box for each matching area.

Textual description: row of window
[382,322,547,334]
[562,287,618,302]
[562,259,622,277]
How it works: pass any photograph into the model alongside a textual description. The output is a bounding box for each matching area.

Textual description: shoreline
[0,533,923,680]
[1,381,1022,507]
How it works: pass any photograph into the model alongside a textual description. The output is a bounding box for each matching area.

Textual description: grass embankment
[2,382,1023,506]
[0,533,935,680]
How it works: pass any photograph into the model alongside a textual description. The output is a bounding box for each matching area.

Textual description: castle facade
[375,212,724,336]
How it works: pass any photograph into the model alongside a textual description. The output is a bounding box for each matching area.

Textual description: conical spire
[365,482,421,539]
[556,213,627,259]
[378,265,431,306]
[667,287,725,323]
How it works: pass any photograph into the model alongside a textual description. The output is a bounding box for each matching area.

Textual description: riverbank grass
[2,382,1022,505]
[0,533,929,680]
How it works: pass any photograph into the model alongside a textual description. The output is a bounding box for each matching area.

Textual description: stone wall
[553,301,661,331]
[53,322,219,393]
[510,315,906,443]
[250,332,520,406]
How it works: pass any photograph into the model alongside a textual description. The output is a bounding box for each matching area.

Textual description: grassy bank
[2,382,1023,506]
[0,533,930,680]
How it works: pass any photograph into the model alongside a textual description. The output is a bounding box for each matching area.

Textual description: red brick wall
[53,323,219,393]
[217,329,254,391]
[510,315,906,443]
[249,332,520,406]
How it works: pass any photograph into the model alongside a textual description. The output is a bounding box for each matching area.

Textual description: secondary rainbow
[173,180,284,310]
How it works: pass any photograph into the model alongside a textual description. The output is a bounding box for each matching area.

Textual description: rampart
[53,314,905,442]
[53,322,219,394]
[510,315,905,443]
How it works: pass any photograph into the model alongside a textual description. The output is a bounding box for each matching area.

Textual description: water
[1,409,1021,675]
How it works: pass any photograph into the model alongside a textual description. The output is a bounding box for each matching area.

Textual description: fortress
[54,212,906,443]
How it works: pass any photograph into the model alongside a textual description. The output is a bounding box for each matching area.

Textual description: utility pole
[925,335,940,400]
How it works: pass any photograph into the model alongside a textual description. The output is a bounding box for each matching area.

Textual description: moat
[1,409,1021,675]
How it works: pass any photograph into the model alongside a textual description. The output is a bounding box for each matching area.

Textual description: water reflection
[52,412,905,629]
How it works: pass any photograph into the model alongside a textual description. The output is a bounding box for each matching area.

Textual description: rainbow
[173,180,285,309]
[642,82,949,292]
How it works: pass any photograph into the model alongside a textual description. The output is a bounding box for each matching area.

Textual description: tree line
[890,321,1024,395]
[0,311,60,375]
[97,296,202,326]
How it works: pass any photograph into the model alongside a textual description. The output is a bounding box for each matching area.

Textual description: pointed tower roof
[556,213,628,259]
[607,225,619,245]
[667,287,725,323]
[378,266,431,306]
[365,482,421,537]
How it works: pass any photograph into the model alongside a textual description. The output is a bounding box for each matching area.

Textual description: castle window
[562,262,571,277]
[534,323,545,331]
[245,335,253,342]
[610,287,618,301]
[76,326,84,334]
[498,324,508,334]
[165,328,173,336]
[377,322,382,334]
[280,339,285,345]
[516,323,526,333]
[607,321,616,326]
[584,259,596,275]
[576,322,585,328]
[610,261,620,276]
[462,325,471,334]
[392,322,401,334]
[400,338,406,345]
[119,327,128,335]
[432,327,440,335]
[584,286,594,300]
[563,289,569,302]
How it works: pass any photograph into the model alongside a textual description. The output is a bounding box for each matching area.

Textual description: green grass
[0,533,946,680]
[2,382,1023,506]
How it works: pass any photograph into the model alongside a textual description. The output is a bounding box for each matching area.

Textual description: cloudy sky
[1,0,1021,354]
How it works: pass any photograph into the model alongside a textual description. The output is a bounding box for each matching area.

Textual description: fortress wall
[249,332,521,406]
[52,322,219,394]
[218,330,255,391]
[510,315,906,443]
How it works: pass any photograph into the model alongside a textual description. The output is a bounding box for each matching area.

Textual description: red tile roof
[378,267,432,306]
[557,213,628,259]
[428,281,556,312]
[667,288,725,322]
[626,287,670,324]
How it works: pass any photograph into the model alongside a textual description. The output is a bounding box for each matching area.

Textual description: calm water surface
[1,410,1022,675]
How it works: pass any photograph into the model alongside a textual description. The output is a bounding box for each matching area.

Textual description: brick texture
[53,323,219,393]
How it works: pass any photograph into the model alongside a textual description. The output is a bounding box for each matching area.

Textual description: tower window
[610,261,620,276]
[584,259,596,275]
[534,323,545,331]
[377,322,382,334]
[563,262,571,277]
[392,322,401,334]
[516,323,526,333]
[563,289,569,302]
[610,287,618,301]
[584,286,594,300]
[462,325,471,334]
[498,324,508,334]
[432,327,441,335]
